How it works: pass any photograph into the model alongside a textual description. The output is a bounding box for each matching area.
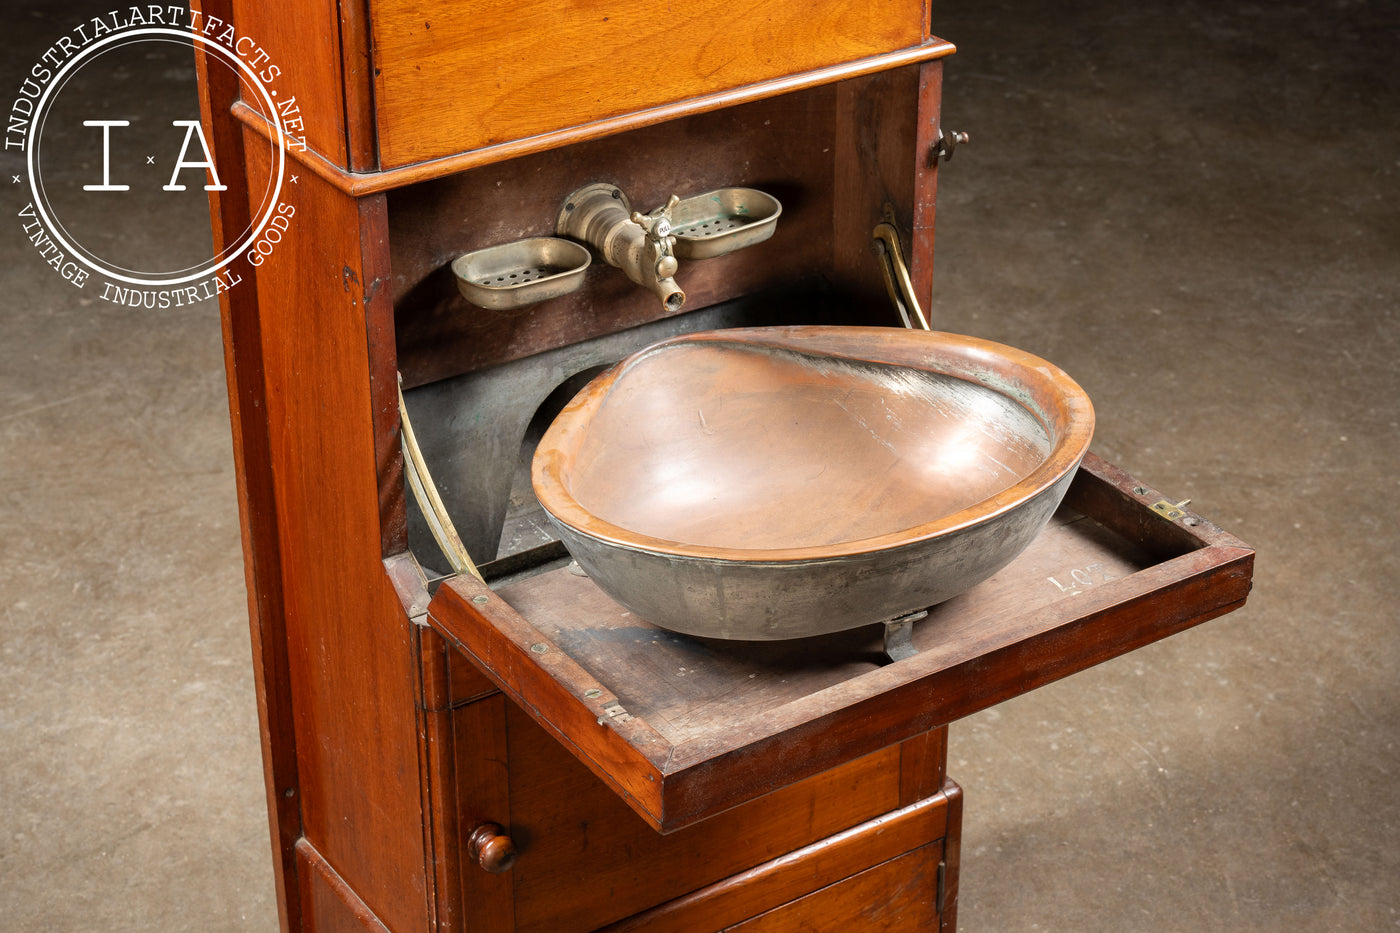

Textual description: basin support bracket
[872,222,930,331]
[883,609,929,663]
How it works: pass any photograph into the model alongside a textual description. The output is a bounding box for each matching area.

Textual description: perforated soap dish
[451,237,591,311]
[670,188,782,260]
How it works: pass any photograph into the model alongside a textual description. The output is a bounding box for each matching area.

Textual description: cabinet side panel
[297,840,394,932]
[336,0,379,171]
[939,779,963,933]
[231,0,350,167]
[910,59,944,307]
[193,2,303,928]
[900,726,948,806]
[832,67,925,311]
[241,130,428,931]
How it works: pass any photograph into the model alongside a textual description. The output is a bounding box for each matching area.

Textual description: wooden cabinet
[193,1,1252,931]
[453,702,950,933]
[367,0,929,166]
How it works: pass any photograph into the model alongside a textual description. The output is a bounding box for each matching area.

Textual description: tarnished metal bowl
[531,325,1094,640]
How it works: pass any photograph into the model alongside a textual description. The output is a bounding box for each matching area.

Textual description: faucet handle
[633,195,681,280]
[631,194,681,243]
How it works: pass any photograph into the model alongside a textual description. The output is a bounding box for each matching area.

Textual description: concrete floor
[1,2,277,928]
[1,0,1396,930]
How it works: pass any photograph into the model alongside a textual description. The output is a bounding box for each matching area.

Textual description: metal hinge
[937,859,947,916]
[1151,498,1192,521]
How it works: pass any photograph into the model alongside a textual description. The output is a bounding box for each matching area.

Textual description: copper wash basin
[531,325,1095,640]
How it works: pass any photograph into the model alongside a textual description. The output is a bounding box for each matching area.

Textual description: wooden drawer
[368,0,931,167]
[600,787,956,933]
[452,693,951,933]
[428,454,1253,834]
[724,844,941,932]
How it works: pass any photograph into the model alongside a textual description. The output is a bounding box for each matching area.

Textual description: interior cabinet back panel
[368,0,928,166]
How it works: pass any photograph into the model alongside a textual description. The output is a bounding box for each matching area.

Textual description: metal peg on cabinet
[930,126,969,164]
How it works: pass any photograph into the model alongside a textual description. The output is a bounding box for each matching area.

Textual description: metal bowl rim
[531,325,1095,563]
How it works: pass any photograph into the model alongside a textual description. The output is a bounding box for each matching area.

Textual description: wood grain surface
[503,706,905,932]
[234,137,428,931]
[229,0,350,166]
[600,784,955,933]
[429,454,1253,833]
[369,0,930,166]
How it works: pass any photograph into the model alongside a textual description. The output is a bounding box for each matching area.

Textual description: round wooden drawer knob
[467,822,517,873]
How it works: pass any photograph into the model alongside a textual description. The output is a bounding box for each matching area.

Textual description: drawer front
[726,843,941,932]
[368,0,928,166]
[599,787,953,933]
[501,703,905,933]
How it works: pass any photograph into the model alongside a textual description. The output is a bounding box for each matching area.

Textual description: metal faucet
[557,184,686,312]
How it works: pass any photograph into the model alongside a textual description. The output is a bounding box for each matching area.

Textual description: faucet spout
[558,184,687,313]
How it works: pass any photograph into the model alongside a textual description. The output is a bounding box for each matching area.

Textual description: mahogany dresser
[191,1,1254,929]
